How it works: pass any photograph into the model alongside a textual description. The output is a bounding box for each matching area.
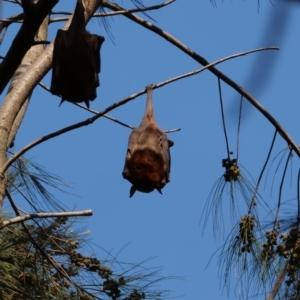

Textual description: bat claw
[59,98,65,106]
[84,100,90,109]
[129,186,136,198]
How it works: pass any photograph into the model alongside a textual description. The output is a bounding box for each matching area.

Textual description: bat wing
[86,34,105,74]
[122,128,140,179]
[161,134,174,183]
[50,29,69,97]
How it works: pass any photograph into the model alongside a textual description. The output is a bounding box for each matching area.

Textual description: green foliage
[0,215,169,299]
[0,155,174,299]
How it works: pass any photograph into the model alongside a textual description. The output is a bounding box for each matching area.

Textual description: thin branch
[248,130,277,214]
[273,149,293,227]
[77,103,135,129]
[5,187,20,217]
[76,103,181,133]
[236,95,243,162]
[42,45,277,133]
[50,0,175,23]
[155,48,279,88]
[0,210,93,229]
[218,78,230,159]
[103,0,300,158]
[97,0,175,16]
[40,81,135,129]
[1,47,274,174]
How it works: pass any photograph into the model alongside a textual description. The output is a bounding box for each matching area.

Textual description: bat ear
[130,186,136,198]
[156,188,163,195]
[168,139,174,147]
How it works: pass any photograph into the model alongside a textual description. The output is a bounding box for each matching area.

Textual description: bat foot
[84,100,90,109]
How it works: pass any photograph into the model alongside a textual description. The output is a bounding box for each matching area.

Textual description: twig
[273,149,293,227]
[248,130,277,214]
[76,103,180,133]
[0,210,93,229]
[49,0,175,23]
[218,78,230,159]
[1,47,272,174]
[103,0,300,159]
[153,47,277,89]
[76,103,135,129]
[236,95,243,162]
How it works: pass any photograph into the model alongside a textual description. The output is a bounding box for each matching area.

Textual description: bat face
[50,0,105,108]
[122,85,174,197]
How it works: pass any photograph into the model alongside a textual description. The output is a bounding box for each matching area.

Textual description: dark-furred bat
[122,84,174,197]
[50,0,105,108]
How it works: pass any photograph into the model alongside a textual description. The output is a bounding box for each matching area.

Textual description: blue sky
[2,0,300,299]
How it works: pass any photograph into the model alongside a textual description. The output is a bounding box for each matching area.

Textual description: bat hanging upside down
[122,84,174,197]
[50,0,105,108]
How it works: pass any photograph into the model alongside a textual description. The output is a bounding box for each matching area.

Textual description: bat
[50,0,105,108]
[122,84,174,197]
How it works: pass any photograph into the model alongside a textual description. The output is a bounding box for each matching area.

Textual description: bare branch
[50,0,175,23]
[0,210,93,229]
[1,47,273,174]
[103,1,300,159]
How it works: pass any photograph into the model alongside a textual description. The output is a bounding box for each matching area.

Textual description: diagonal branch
[103,0,300,158]
[50,0,175,23]
[0,47,271,174]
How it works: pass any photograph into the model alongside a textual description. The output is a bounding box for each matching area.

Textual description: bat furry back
[122,84,174,197]
[50,0,105,108]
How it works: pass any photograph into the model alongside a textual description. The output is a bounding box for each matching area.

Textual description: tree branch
[103,0,300,159]
[50,0,175,23]
[0,0,58,93]
[39,80,181,132]
[0,210,93,229]
[0,11,49,209]
[0,0,100,206]
[1,46,274,173]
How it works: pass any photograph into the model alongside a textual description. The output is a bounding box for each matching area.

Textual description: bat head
[122,148,169,197]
